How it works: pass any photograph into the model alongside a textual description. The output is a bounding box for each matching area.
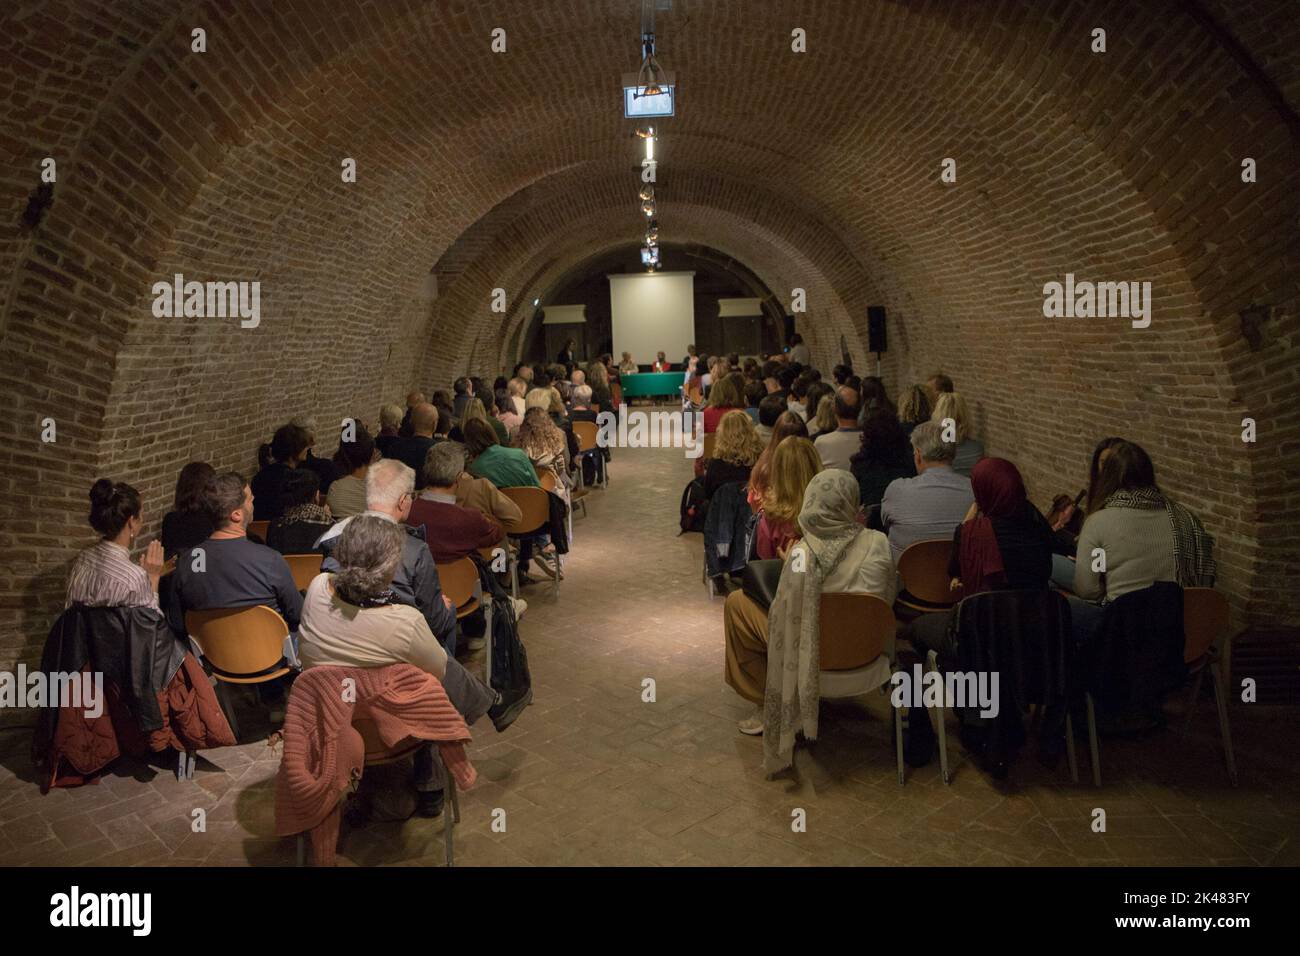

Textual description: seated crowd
[697,353,1217,776]
[63,357,620,816]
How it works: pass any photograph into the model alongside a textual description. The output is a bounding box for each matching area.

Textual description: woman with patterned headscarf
[722,470,895,769]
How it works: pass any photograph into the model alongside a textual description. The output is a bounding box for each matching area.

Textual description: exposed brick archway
[0,0,1295,687]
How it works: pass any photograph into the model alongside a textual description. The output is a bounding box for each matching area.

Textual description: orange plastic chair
[499,486,559,599]
[817,593,904,784]
[1181,588,1237,785]
[283,553,323,592]
[896,540,958,614]
[185,605,293,740]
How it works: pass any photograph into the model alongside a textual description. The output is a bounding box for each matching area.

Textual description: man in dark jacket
[314,458,458,653]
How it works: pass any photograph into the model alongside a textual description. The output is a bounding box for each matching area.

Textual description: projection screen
[608,271,695,366]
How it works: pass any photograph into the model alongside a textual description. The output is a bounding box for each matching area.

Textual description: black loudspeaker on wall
[867,306,887,354]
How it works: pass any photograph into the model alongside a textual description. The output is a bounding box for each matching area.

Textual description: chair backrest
[952,589,1071,708]
[283,553,323,592]
[898,539,957,605]
[532,464,557,492]
[1183,587,1229,664]
[436,557,479,610]
[572,421,599,453]
[819,592,895,670]
[247,519,270,540]
[1087,581,1185,704]
[500,486,549,535]
[185,605,289,678]
[702,433,716,461]
[352,718,423,765]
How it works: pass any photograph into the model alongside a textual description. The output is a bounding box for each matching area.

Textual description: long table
[618,371,683,398]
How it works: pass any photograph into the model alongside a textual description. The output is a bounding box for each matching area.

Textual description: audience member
[452,377,474,419]
[896,384,932,436]
[756,437,822,559]
[251,424,311,522]
[703,411,763,502]
[743,380,766,425]
[389,403,440,484]
[508,377,528,417]
[850,409,917,513]
[377,403,404,457]
[703,372,746,434]
[67,479,165,609]
[931,392,984,477]
[464,418,538,488]
[879,421,974,561]
[755,393,787,444]
[316,459,458,653]
[786,333,811,366]
[167,472,303,656]
[290,417,340,494]
[266,468,333,555]
[748,410,810,513]
[328,424,376,519]
[813,386,864,470]
[494,388,523,437]
[297,513,497,818]
[160,461,216,560]
[408,442,508,564]
[926,372,954,404]
[787,373,811,421]
[399,390,425,437]
[1068,440,1216,644]
[804,381,836,437]
[723,470,894,739]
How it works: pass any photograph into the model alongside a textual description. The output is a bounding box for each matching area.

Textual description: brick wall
[1,0,1295,719]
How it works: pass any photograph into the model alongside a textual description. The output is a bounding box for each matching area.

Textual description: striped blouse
[66,540,159,611]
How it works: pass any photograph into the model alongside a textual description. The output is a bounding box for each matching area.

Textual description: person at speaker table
[813,387,864,471]
[878,421,974,562]
[723,469,895,742]
[755,436,822,560]
[652,351,671,372]
[67,479,165,610]
[618,351,638,375]
[930,391,984,477]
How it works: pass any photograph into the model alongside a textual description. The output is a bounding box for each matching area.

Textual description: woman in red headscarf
[902,457,1054,765]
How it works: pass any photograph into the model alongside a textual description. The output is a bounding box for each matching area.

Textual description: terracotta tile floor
[2,428,1298,867]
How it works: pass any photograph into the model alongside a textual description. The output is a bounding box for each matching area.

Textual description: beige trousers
[723,590,770,705]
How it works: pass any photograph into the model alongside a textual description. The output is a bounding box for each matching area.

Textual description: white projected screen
[609,272,695,367]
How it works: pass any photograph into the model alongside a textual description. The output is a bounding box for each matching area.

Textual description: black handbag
[741,559,784,611]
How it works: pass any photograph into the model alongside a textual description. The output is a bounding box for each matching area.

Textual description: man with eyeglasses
[315,458,458,653]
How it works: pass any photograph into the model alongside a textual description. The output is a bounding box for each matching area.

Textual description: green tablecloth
[619,372,684,398]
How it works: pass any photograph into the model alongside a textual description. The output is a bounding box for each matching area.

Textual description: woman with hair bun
[66,478,166,609]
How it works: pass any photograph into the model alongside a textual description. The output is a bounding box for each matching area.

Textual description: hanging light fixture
[639,184,655,202]
[635,31,666,98]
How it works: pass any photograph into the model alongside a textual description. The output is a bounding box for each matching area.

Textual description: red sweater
[407,495,504,563]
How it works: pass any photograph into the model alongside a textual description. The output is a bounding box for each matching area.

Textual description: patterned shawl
[1104,486,1217,587]
[763,470,864,774]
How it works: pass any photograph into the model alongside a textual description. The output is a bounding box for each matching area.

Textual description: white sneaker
[510,597,528,620]
[737,712,764,736]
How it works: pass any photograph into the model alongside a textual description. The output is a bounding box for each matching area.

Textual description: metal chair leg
[926,651,950,784]
[444,776,457,867]
[296,834,307,867]
[552,553,561,599]
[1183,665,1207,734]
[510,551,518,601]
[484,593,493,687]
[1085,692,1101,787]
[1064,712,1079,784]
[1210,659,1238,787]
[894,701,905,786]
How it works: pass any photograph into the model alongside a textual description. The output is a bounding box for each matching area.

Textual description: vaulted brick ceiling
[0,0,1296,666]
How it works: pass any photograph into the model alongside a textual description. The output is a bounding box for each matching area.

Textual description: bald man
[812,386,864,470]
[399,389,427,437]
[389,403,440,484]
